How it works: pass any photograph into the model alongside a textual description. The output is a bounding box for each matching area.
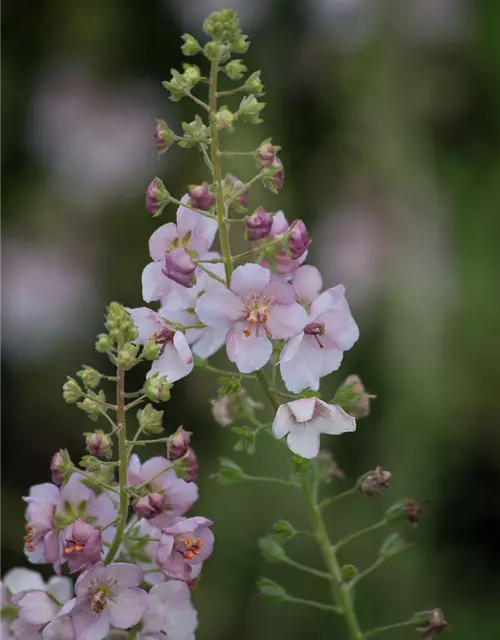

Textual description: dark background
[2,0,500,638]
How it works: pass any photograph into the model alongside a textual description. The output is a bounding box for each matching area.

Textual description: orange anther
[243,329,251,337]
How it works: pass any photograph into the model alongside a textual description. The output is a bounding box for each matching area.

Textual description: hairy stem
[104,364,127,563]
[209,57,233,283]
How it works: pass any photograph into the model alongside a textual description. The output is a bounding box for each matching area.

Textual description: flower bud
[386,499,425,526]
[238,95,265,124]
[271,157,284,190]
[182,64,201,88]
[224,175,248,208]
[203,40,223,61]
[50,450,72,485]
[246,208,273,241]
[133,492,167,520]
[116,343,140,371]
[145,178,170,216]
[77,390,107,422]
[168,427,191,460]
[95,333,112,353]
[179,116,210,148]
[258,537,286,563]
[143,339,160,361]
[181,447,199,483]
[257,141,277,168]
[154,119,176,153]
[181,33,201,56]
[162,247,196,288]
[341,564,359,581]
[145,375,173,403]
[188,183,216,211]
[271,520,296,543]
[77,366,101,390]
[288,220,310,259]
[86,432,112,459]
[137,403,164,434]
[315,450,345,481]
[215,106,235,133]
[335,375,372,419]
[63,377,83,403]
[412,609,449,637]
[225,59,247,80]
[359,466,392,496]
[257,578,286,603]
[244,71,264,95]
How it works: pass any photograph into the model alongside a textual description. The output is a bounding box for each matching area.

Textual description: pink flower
[63,519,102,573]
[156,517,214,582]
[11,591,58,627]
[272,398,356,458]
[141,196,218,302]
[162,247,197,288]
[128,455,198,528]
[246,208,273,241]
[61,563,147,640]
[188,183,216,211]
[126,308,194,383]
[139,580,197,640]
[133,493,167,520]
[159,261,227,360]
[280,268,359,393]
[264,212,308,275]
[195,263,308,373]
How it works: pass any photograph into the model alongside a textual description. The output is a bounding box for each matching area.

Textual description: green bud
[182,64,201,88]
[144,374,173,403]
[203,9,240,42]
[257,578,286,603]
[178,115,210,148]
[105,303,136,343]
[238,95,265,124]
[116,343,139,371]
[155,119,177,153]
[341,564,359,582]
[76,390,107,422]
[137,403,164,435]
[271,520,296,543]
[162,69,188,102]
[379,533,409,560]
[231,34,249,54]
[213,457,245,485]
[215,106,235,133]
[143,340,160,361]
[204,41,223,61]
[258,537,286,563]
[77,366,101,390]
[225,59,247,80]
[63,377,83,403]
[95,333,112,353]
[244,71,264,95]
[181,33,201,56]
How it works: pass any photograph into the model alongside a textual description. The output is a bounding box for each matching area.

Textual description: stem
[281,556,331,580]
[242,474,299,487]
[195,262,227,286]
[319,487,358,511]
[71,468,120,495]
[126,438,169,446]
[104,365,128,564]
[209,57,233,283]
[334,520,387,551]
[185,90,210,112]
[170,196,216,220]
[283,595,341,614]
[255,370,280,411]
[124,395,146,411]
[348,558,385,591]
[364,620,415,638]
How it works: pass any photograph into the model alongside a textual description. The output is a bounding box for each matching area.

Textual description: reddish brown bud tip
[360,466,392,496]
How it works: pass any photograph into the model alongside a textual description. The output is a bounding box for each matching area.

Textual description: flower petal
[42,616,75,640]
[176,196,218,255]
[229,264,270,298]
[262,279,296,305]
[148,222,178,261]
[280,337,323,393]
[108,587,148,629]
[312,402,356,436]
[267,303,308,339]
[195,289,243,328]
[272,404,294,439]
[127,454,143,485]
[288,398,316,423]
[286,425,321,459]
[72,606,110,640]
[60,475,94,507]
[148,342,193,383]
[173,331,194,365]
[47,577,73,605]
[226,322,273,373]
[104,563,144,588]
[3,568,47,595]
[142,261,172,303]
[191,327,227,360]
[12,590,57,625]
[292,266,323,304]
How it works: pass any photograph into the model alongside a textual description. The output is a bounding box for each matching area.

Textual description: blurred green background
[3,0,500,638]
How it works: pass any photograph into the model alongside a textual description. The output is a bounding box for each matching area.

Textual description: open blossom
[61,563,147,640]
[280,266,359,393]
[126,307,194,383]
[138,580,197,640]
[23,474,117,572]
[128,455,198,528]
[195,263,308,373]
[142,195,218,302]
[159,261,227,360]
[63,519,102,573]
[156,517,214,582]
[272,398,356,458]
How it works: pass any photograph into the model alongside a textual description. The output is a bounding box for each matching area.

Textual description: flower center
[154,327,175,346]
[64,540,85,555]
[24,524,39,553]
[304,322,325,348]
[243,293,273,338]
[178,536,203,560]
[90,586,110,615]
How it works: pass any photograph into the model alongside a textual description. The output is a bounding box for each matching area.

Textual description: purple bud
[50,452,65,485]
[64,518,102,573]
[257,141,276,168]
[288,220,311,259]
[154,123,168,152]
[86,432,112,459]
[134,492,167,520]
[162,247,196,288]
[145,178,162,214]
[271,157,284,190]
[189,183,216,211]
[169,428,191,461]
[246,208,273,241]
[183,447,199,483]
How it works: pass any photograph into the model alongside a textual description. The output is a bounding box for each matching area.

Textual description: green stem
[104,365,128,564]
[126,438,169,446]
[242,474,299,487]
[283,595,341,614]
[209,57,233,283]
[349,558,385,591]
[319,487,357,511]
[334,520,387,551]
[71,468,119,495]
[255,370,280,410]
[281,556,331,580]
[364,620,415,638]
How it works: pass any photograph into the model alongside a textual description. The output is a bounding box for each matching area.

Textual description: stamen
[181,537,203,559]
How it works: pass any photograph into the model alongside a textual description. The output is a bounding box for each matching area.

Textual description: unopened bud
[188,183,216,211]
[145,178,170,216]
[413,609,449,637]
[181,447,199,483]
[179,116,210,148]
[134,493,167,520]
[143,340,160,361]
[257,578,286,603]
[244,70,264,95]
[215,106,235,133]
[258,537,286,563]
[315,450,345,481]
[181,33,201,56]
[257,141,277,168]
[288,220,310,259]
[341,564,359,581]
[145,375,172,403]
[225,59,247,80]
[95,333,112,353]
[182,64,201,87]
[387,499,425,526]
[203,40,223,61]
[246,208,273,241]
[86,432,112,459]
[77,367,101,390]
[359,466,392,496]
[77,390,107,422]
[63,377,83,403]
[137,403,164,434]
[335,375,372,419]
[271,520,296,543]
[168,428,191,460]
[116,343,139,371]
[224,175,248,208]
[50,450,72,485]
[154,119,176,153]
[163,247,196,288]
[271,157,284,190]
[238,95,265,124]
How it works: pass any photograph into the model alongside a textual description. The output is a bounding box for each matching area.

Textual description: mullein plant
[1,10,449,640]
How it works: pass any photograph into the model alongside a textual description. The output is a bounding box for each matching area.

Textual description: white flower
[272,397,356,458]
